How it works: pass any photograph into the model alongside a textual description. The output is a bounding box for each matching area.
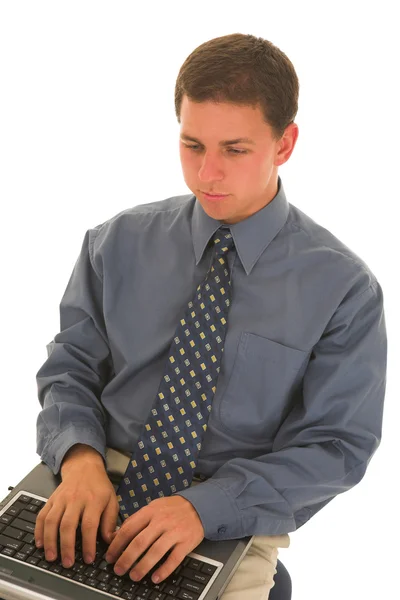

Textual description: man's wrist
[61,443,105,476]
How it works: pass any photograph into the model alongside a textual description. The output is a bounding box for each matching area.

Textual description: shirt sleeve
[177,280,387,540]
[36,227,113,475]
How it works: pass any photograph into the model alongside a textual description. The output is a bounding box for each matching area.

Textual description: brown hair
[175,33,299,141]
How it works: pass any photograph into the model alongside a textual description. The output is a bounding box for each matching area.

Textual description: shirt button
[218,526,227,534]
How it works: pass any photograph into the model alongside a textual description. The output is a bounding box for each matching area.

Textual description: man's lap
[220,534,290,600]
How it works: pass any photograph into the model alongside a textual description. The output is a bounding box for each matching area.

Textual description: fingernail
[114,566,124,576]
[46,550,55,561]
[152,574,160,583]
[36,540,43,548]
[64,558,73,568]
[84,554,93,563]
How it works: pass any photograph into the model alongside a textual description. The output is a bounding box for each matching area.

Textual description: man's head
[175,33,299,224]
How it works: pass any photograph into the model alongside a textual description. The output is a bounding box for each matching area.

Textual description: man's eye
[185,145,247,155]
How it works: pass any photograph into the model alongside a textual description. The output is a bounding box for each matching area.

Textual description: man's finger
[99,497,119,545]
[111,527,161,575]
[128,533,176,582]
[106,510,150,563]
[59,506,82,567]
[42,504,65,562]
[80,507,102,563]
[34,501,53,548]
[151,544,187,583]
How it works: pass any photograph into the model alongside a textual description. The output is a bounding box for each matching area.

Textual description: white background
[0,2,398,598]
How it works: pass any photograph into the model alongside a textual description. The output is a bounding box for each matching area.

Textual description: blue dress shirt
[36,176,387,540]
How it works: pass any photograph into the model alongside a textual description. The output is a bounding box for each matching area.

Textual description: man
[34,33,387,599]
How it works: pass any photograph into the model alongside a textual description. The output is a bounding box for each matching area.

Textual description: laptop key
[0,533,24,551]
[49,564,63,574]
[1,547,16,557]
[27,556,40,565]
[98,559,115,573]
[86,577,99,587]
[97,582,111,592]
[23,532,35,544]
[12,517,35,534]
[181,568,210,585]
[3,526,26,541]
[21,543,36,555]
[0,514,13,525]
[84,566,99,578]
[62,569,75,579]
[181,578,205,594]
[18,495,31,503]
[14,552,28,561]
[163,583,179,595]
[122,581,139,593]
[176,590,200,600]
[29,499,45,509]
[164,574,182,587]
[200,563,217,576]
[5,505,22,517]
[18,510,37,524]
[97,571,112,583]
[135,585,152,597]
[72,562,86,573]
[72,573,87,583]
[109,576,124,588]
[149,592,166,600]
[108,586,123,596]
[186,559,202,571]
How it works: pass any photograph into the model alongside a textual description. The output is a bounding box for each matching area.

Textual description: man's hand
[34,444,119,568]
[105,495,204,584]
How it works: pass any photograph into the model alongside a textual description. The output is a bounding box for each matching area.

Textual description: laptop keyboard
[0,491,222,600]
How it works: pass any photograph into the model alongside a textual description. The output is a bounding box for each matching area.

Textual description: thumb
[100,499,119,544]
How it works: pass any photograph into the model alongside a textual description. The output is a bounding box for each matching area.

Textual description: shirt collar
[191,175,289,275]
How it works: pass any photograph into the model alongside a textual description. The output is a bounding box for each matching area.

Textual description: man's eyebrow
[180,133,256,146]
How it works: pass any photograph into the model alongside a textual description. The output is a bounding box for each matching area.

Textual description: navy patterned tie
[117,227,235,519]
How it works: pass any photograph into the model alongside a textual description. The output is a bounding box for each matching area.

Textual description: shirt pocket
[218,332,308,442]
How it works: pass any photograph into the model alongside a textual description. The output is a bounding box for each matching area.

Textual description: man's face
[179,95,298,224]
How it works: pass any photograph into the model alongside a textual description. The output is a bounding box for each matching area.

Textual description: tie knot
[212,228,235,257]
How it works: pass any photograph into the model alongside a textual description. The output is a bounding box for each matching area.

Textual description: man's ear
[275,122,299,167]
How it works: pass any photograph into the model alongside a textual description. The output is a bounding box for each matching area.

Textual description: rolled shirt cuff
[39,425,107,475]
[175,478,244,540]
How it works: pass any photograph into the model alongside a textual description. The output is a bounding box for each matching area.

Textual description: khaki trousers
[105,447,290,600]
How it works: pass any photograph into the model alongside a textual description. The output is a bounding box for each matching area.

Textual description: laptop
[0,453,253,600]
